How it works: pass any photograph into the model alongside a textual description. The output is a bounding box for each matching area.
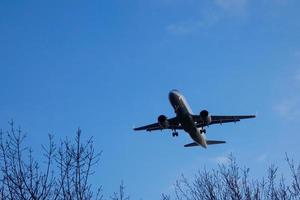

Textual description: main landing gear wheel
[172,132,179,137]
[200,129,206,134]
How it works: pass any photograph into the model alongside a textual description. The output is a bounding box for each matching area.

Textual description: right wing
[193,114,256,127]
[133,117,181,132]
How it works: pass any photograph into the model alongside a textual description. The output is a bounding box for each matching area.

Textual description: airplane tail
[184,140,226,147]
[184,142,199,147]
[206,140,226,145]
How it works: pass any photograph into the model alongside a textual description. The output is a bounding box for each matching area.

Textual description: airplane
[133,89,256,148]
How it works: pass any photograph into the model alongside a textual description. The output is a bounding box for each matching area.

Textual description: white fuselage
[169,90,207,148]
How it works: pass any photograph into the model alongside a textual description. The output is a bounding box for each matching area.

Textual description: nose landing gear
[200,128,206,134]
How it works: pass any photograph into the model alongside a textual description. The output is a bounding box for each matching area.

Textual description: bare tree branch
[0,122,102,200]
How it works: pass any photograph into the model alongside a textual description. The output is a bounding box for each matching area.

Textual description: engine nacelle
[200,110,212,124]
[158,115,169,128]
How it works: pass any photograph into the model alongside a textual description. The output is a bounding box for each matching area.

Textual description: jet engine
[200,110,212,124]
[158,115,169,128]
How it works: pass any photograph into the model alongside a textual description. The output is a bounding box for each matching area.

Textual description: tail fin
[184,142,199,147]
[206,140,226,145]
[184,140,226,147]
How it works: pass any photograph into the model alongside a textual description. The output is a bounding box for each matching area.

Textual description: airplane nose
[169,90,177,101]
[169,89,180,104]
[169,89,180,96]
[169,92,174,102]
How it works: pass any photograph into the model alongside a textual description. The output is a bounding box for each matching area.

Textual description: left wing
[134,117,181,132]
[193,115,256,127]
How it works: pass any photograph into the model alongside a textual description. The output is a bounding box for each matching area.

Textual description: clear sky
[1,0,300,199]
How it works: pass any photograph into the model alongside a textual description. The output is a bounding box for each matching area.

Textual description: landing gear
[200,128,206,134]
[172,131,179,137]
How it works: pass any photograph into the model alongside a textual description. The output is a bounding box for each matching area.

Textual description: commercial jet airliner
[134,90,256,148]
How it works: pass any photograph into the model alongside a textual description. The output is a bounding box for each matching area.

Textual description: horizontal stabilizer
[206,140,226,145]
[184,142,199,147]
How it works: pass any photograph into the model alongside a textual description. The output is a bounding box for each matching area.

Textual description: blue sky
[0,0,300,199]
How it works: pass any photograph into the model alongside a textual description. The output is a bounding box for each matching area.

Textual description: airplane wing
[193,115,256,126]
[210,115,256,125]
[133,117,181,132]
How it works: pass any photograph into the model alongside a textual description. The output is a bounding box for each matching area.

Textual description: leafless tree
[161,193,171,200]
[2,121,300,200]
[285,154,300,198]
[163,154,300,200]
[110,181,130,200]
[0,121,102,200]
